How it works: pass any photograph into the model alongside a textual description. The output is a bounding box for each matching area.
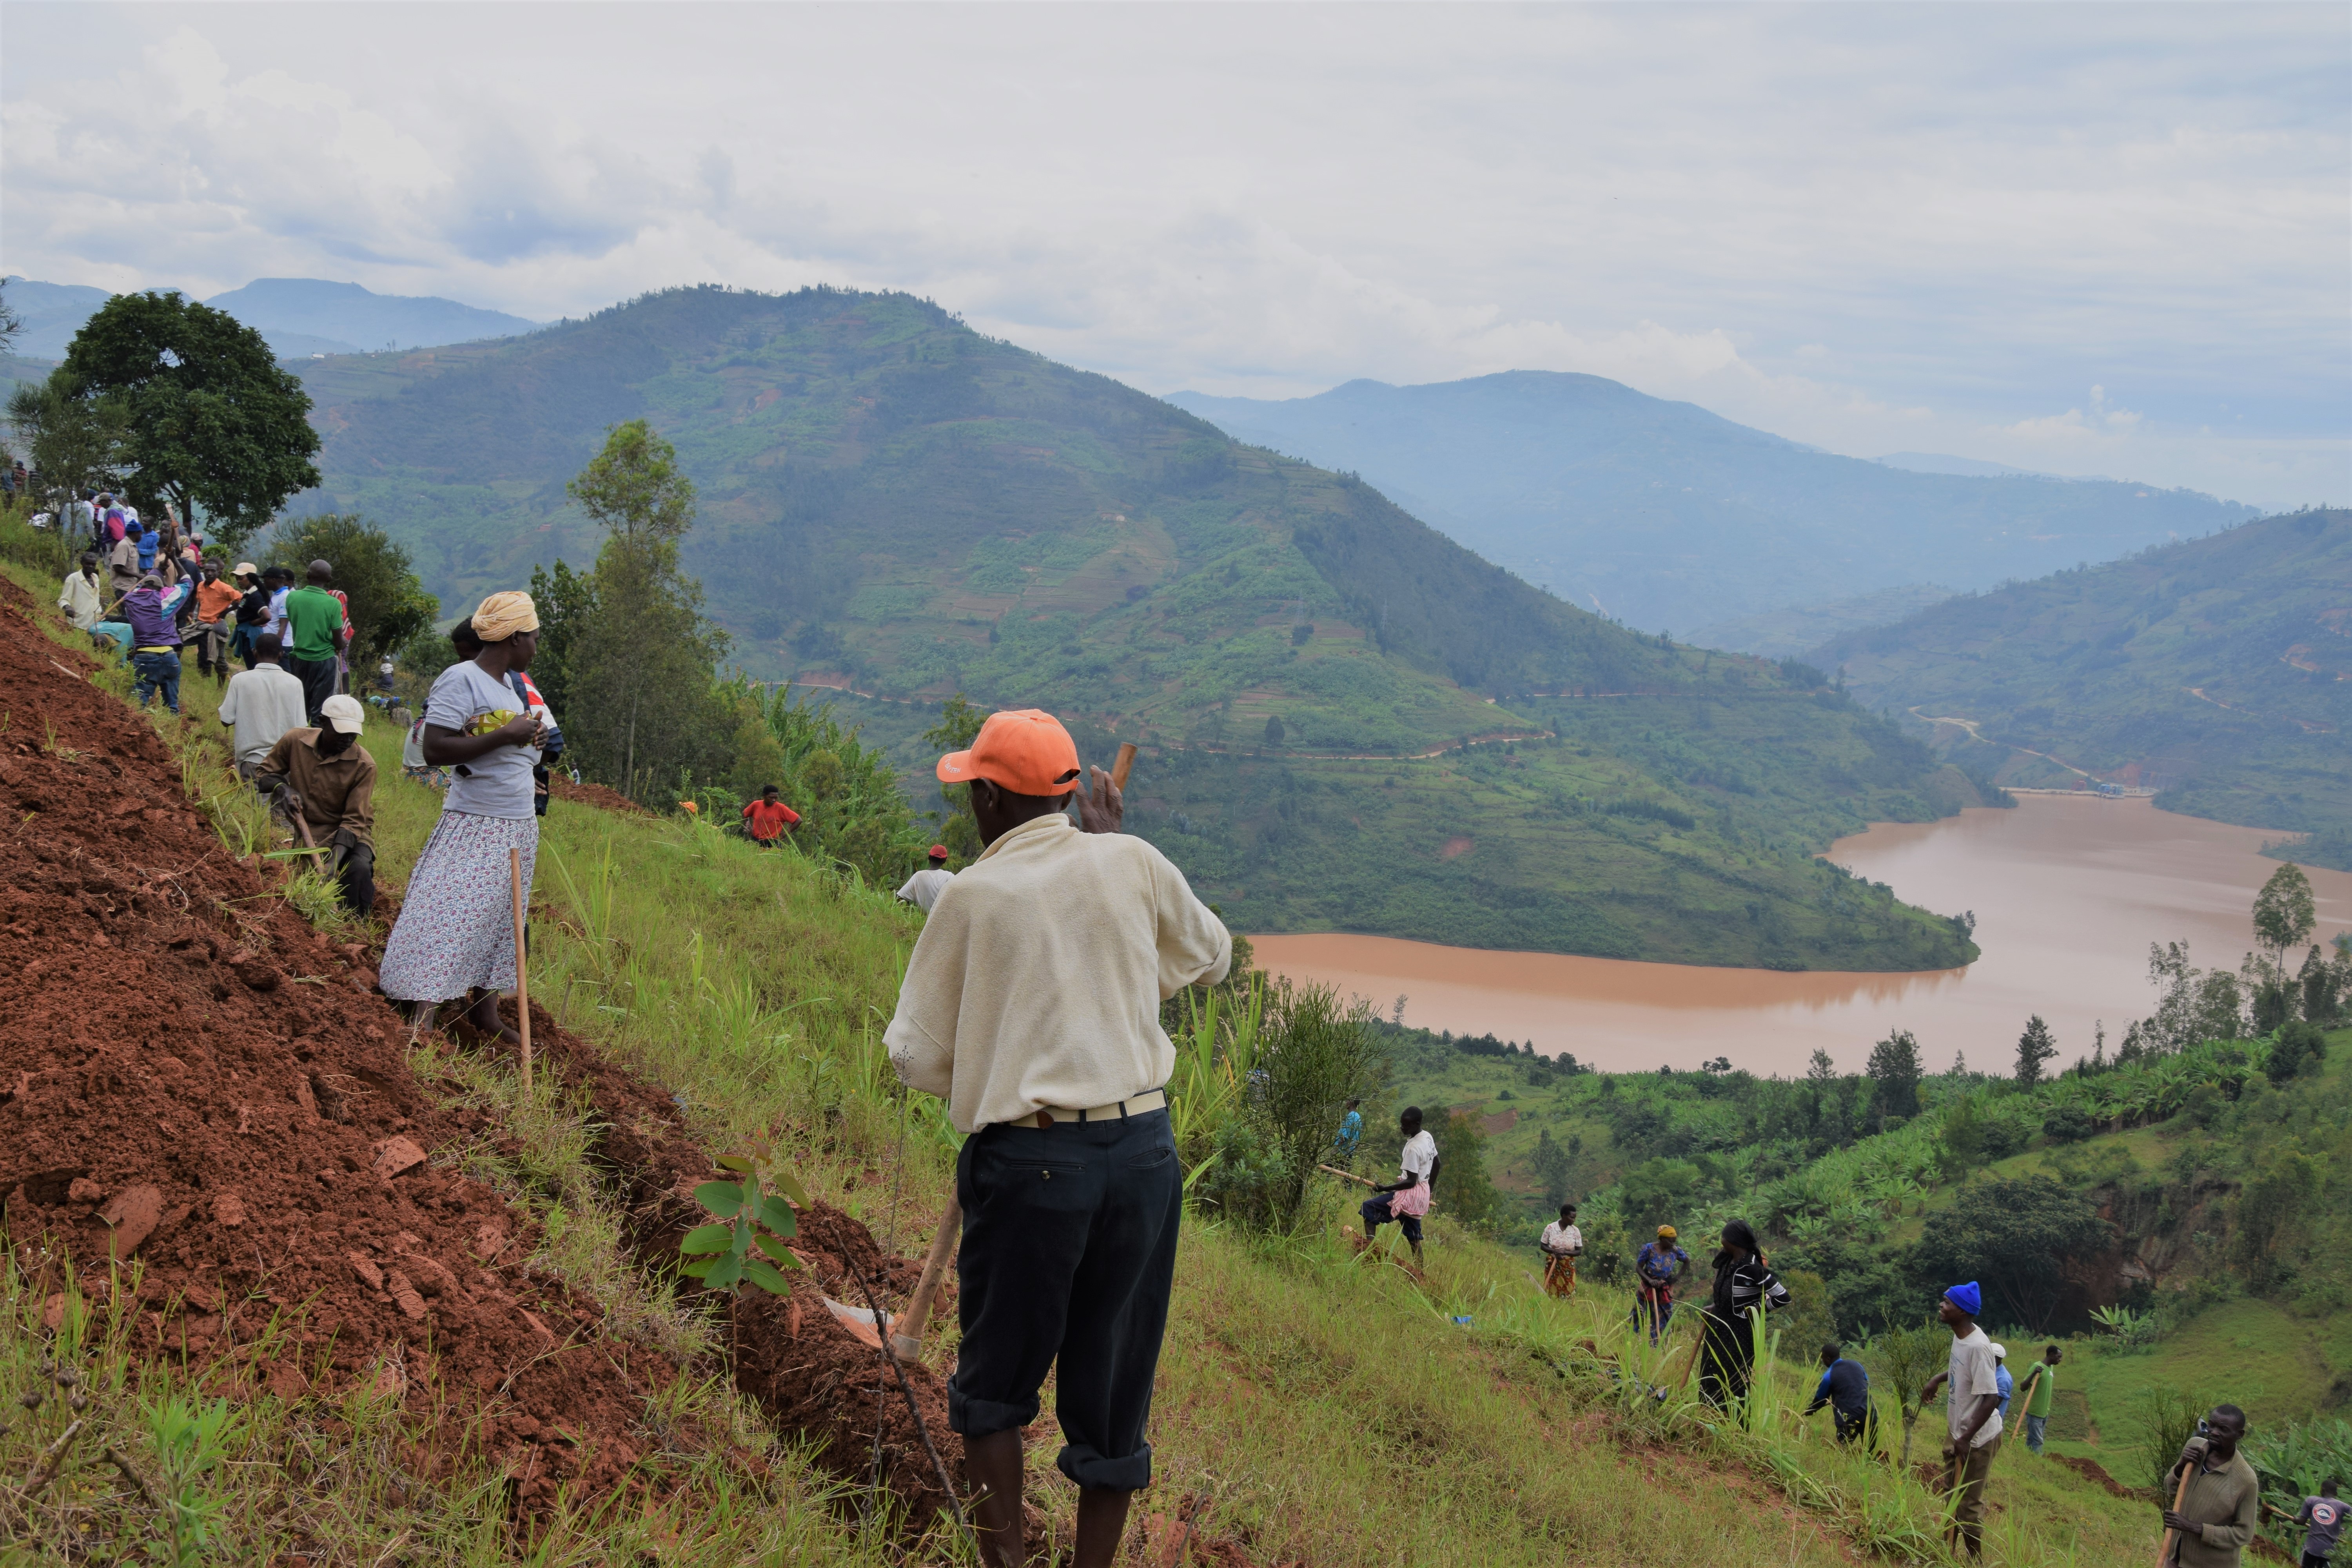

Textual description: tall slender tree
[2014,1014,2058,1087]
[1865,1028,1923,1129]
[554,421,732,800]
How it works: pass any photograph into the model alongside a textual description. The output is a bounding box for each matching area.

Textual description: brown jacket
[254,730,377,849]
[2166,1451,2260,1568]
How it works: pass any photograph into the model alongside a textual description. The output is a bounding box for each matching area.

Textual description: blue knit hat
[1945,1281,1982,1316]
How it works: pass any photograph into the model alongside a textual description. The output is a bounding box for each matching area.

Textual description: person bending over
[255,693,378,914]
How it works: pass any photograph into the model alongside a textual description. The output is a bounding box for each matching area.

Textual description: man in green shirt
[2015,1343,2061,1453]
[282,558,348,727]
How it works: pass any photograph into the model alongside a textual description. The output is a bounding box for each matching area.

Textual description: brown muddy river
[1251,796,2352,1077]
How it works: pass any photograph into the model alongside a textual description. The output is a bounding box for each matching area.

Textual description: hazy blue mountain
[2,277,113,359]
[1167,372,2252,637]
[1689,583,1956,659]
[1874,452,2063,480]
[204,279,541,356]
[0,275,539,362]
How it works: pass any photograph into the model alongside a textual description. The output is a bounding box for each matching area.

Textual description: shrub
[2267,1020,2328,1086]
[1914,1176,2114,1333]
[1434,1110,1501,1234]
[2042,1101,2098,1144]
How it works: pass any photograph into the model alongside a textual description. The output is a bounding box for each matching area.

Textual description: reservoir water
[1250,796,2352,1078]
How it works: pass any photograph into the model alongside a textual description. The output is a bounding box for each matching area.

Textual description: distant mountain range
[285,284,1983,969]
[1165,374,2254,644]
[1818,508,2351,857]
[2,275,540,360]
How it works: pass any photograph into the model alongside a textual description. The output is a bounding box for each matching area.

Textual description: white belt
[1000,1088,1166,1129]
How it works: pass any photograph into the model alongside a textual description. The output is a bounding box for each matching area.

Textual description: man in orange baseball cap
[888,706,1229,1568]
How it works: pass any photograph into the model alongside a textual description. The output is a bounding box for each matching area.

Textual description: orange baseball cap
[936,708,1081,796]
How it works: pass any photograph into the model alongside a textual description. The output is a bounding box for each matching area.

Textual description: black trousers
[289,655,337,726]
[951,1107,1180,1492]
[1698,1312,1753,1409]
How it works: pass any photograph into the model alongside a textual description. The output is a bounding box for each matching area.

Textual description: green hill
[291,285,1975,967]
[1815,509,2352,863]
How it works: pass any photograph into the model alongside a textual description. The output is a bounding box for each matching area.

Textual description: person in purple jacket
[122,572,190,715]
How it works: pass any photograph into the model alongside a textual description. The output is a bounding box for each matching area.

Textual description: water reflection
[1250,797,2351,1077]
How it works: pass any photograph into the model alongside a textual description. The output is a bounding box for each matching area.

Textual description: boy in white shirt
[1539,1202,1584,1297]
[1920,1280,2005,1559]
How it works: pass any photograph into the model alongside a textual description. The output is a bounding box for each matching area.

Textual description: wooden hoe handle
[1110,742,1137,790]
[890,1192,962,1361]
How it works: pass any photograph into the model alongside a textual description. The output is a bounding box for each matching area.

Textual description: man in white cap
[254,692,378,913]
[886,708,1229,1568]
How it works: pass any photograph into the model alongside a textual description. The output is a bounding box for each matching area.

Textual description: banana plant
[680,1143,808,1296]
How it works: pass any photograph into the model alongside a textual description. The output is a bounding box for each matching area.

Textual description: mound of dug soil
[0,581,664,1510]
[463,998,968,1522]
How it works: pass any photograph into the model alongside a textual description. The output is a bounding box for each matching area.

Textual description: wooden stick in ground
[890,1191,962,1361]
[509,846,532,1096]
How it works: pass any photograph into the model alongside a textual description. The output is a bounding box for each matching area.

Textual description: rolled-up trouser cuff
[1057,1439,1153,1492]
[948,1382,1041,1439]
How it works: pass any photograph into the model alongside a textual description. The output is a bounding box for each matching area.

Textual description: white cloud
[0,3,2342,508]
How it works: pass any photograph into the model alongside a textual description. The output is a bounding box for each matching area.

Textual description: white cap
[319,694,366,734]
[1989,1342,2007,1360]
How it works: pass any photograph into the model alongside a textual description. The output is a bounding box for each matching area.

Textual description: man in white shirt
[1920,1279,2005,1559]
[887,708,1228,1568]
[58,553,103,631]
[1539,1202,1584,1297]
[895,844,955,912]
[1359,1106,1440,1266]
[217,633,312,779]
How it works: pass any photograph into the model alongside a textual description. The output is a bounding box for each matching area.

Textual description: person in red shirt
[742,784,800,847]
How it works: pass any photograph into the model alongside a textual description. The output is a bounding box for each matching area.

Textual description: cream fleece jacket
[886,812,1231,1132]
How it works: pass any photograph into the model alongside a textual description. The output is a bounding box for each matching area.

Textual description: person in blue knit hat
[1920,1281,2005,1558]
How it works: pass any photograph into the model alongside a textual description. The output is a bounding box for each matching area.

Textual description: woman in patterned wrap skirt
[379,592,546,1043]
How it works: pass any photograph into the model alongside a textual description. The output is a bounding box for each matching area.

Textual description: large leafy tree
[267,513,438,661]
[58,291,320,557]
[1914,1176,2112,1332]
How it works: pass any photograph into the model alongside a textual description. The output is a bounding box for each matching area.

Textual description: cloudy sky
[4,3,2345,507]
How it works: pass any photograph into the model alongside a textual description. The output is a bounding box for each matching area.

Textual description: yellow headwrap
[1657,1225,1677,1240]
[472,591,540,642]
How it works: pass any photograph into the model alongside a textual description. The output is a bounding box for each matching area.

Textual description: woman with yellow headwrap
[379,591,548,1042]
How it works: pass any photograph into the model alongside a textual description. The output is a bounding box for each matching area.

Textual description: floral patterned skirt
[379,810,538,1003]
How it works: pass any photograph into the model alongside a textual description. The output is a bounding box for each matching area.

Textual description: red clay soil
[463,998,969,1523]
[0,577,666,1512]
[548,775,650,816]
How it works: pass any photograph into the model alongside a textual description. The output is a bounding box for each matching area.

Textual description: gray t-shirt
[2303,1496,2346,1561]
[425,661,538,819]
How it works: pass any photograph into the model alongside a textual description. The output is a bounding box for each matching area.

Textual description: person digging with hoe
[379,592,549,1046]
[885,708,1230,1568]
[254,693,378,914]
[2158,1404,2259,1568]
[1919,1280,2005,1559]
[1357,1106,1439,1268]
